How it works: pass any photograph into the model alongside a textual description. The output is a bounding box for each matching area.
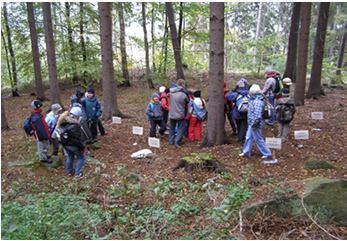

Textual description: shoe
[40,159,52,164]
[74,172,84,179]
[174,143,180,148]
[239,153,246,157]
[261,155,272,159]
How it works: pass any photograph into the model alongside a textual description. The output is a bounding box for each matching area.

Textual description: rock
[130,149,153,159]
[304,160,335,170]
[242,177,347,226]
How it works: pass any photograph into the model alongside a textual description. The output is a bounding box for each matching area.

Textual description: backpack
[235,93,249,113]
[273,76,284,95]
[276,103,295,123]
[23,115,34,136]
[56,123,76,145]
[262,98,273,120]
[191,99,207,121]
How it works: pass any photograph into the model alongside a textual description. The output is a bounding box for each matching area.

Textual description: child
[146,93,166,137]
[188,90,206,141]
[159,86,169,128]
[45,103,62,156]
[239,84,272,160]
[82,87,102,140]
[275,78,295,142]
[29,100,52,163]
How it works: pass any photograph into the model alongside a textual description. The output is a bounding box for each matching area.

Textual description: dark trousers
[236,119,248,142]
[89,121,98,139]
[163,110,169,126]
[149,118,166,137]
[51,138,60,156]
[169,119,185,146]
[97,119,105,136]
[226,113,237,133]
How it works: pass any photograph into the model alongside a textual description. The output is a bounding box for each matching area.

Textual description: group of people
[146,68,296,161]
[24,87,105,178]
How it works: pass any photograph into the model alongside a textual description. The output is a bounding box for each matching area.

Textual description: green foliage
[1,193,112,240]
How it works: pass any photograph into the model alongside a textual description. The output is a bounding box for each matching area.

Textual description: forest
[1,2,347,240]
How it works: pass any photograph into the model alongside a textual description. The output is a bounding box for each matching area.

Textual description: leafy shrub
[1,193,111,240]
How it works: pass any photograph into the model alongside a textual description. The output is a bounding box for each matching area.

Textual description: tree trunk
[166,2,185,80]
[27,2,47,101]
[42,2,62,105]
[65,2,77,83]
[1,100,9,131]
[3,3,19,97]
[336,22,347,78]
[142,3,155,89]
[117,2,130,87]
[294,3,311,106]
[151,5,156,73]
[253,2,263,65]
[79,2,87,62]
[163,13,169,74]
[98,2,122,119]
[283,3,301,82]
[1,30,14,93]
[203,2,226,147]
[178,2,183,50]
[307,3,330,99]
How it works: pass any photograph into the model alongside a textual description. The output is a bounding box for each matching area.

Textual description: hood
[32,108,42,114]
[86,96,98,102]
[170,86,183,93]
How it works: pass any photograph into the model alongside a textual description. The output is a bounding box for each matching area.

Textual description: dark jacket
[82,96,102,121]
[226,87,249,120]
[30,109,51,141]
[146,102,163,120]
[169,86,189,120]
[60,122,85,151]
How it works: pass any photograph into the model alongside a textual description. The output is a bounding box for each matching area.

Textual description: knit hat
[31,100,43,109]
[151,93,160,99]
[69,106,83,117]
[51,103,62,113]
[249,84,261,95]
[236,78,248,88]
[76,89,84,98]
[87,87,95,94]
[282,77,292,86]
[159,86,166,93]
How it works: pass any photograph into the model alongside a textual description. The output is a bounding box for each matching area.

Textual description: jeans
[37,140,50,161]
[149,118,166,137]
[64,146,85,176]
[188,116,202,141]
[242,125,272,157]
[277,122,289,141]
[236,119,248,142]
[169,119,185,145]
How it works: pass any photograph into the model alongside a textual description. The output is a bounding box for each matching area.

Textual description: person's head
[282,77,292,88]
[159,86,166,93]
[86,87,95,99]
[177,79,186,88]
[151,93,160,103]
[69,106,83,120]
[249,84,261,96]
[236,78,248,88]
[31,100,43,110]
[51,103,62,115]
[193,90,201,98]
[76,89,84,99]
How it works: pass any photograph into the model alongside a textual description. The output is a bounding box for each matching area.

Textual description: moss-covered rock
[87,141,102,150]
[304,160,336,170]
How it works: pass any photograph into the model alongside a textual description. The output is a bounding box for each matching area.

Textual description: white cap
[265,66,273,73]
[249,84,261,95]
[159,86,166,93]
[283,77,292,86]
[69,106,83,117]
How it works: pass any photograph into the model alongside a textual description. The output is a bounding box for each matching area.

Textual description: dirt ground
[1,75,347,239]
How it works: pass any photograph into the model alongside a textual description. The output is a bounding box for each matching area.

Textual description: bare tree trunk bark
[1,100,9,131]
[3,3,19,97]
[294,3,311,106]
[98,2,122,119]
[42,2,62,105]
[178,2,183,50]
[1,30,14,93]
[79,2,87,62]
[142,3,155,89]
[163,13,169,74]
[117,2,130,87]
[151,5,156,73]
[65,2,78,83]
[253,2,263,66]
[307,3,330,99]
[284,2,301,82]
[166,2,185,80]
[336,22,347,79]
[27,2,47,101]
[203,2,226,147]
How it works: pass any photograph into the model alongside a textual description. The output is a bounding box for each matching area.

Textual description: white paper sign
[311,112,323,120]
[132,126,144,135]
[112,116,122,124]
[266,137,282,150]
[148,137,160,148]
[294,130,309,140]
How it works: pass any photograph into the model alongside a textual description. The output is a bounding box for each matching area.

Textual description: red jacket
[160,92,170,111]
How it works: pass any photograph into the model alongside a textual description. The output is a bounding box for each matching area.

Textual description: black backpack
[273,76,284,95]
[276,103,295,123]
[23,115,34,136]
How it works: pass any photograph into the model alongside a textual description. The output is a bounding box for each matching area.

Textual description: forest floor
[1,73,347,239]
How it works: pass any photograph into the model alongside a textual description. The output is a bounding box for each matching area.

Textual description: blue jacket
[226,87,249,120]
[30,109,51,141]
[248,94,265,128]
[146,101,163,120]
[82,96,102,121]
[45,111,58,134]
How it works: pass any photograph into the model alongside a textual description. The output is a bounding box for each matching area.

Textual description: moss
[182,153,215,164]
[304,160,335,170]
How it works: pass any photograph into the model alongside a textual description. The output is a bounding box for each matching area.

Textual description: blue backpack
[191,99,207,121]
[23,115,34,136]
[236,93,249,113]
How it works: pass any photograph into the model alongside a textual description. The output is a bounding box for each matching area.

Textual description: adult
[82,87,102,140]
[168,79,189,147]
[224,81,237,134]
[240,84,272,160]
[262,67,279,125]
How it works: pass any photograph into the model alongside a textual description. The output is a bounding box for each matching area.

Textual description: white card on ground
[294,130,309,140]
[311,112,323,120]
[132,126,144,135]
[265,137,282,150]
[112,116,122,124]
[148,137,160,148]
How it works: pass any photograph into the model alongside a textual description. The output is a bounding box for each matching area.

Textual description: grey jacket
[169,86,189,120]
